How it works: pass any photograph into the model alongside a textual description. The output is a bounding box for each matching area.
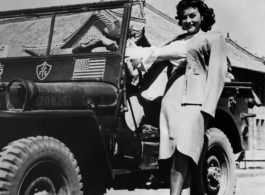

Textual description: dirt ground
[235,169,265,195]
[106,169,265,195]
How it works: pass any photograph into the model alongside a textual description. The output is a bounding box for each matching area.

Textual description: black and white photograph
[0,0,264,194]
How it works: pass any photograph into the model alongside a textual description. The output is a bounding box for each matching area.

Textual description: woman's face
[180,7,202,35]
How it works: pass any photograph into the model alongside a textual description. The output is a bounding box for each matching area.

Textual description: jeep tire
[192,128,236,195]
[0,136,83,195]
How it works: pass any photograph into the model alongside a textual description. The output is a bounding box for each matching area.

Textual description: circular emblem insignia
[36,61,52,80]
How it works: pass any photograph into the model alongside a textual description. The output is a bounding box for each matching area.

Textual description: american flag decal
[72,58,106,80]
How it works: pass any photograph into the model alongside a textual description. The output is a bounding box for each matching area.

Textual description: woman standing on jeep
[126,0,227,194]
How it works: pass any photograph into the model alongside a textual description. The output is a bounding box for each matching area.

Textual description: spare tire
[0,136,83,195]
[192,128,236,195]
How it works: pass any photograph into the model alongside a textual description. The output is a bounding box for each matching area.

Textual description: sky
[0,0,265,57]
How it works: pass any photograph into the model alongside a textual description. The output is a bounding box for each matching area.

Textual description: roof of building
[226,38,265,73]
[128,3,183,46]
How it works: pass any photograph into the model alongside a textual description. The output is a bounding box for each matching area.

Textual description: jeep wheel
[0,136,83,195]
[192,128,236,195]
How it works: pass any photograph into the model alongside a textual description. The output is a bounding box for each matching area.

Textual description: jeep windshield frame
[0,0,132,60]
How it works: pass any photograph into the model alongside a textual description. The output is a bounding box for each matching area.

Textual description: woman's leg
[181,168,190,195]
[170,150,190,195]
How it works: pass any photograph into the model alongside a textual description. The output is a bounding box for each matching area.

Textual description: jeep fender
[209,108,243,153]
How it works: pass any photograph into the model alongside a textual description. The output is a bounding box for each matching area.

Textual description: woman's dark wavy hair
[175,0,215,32]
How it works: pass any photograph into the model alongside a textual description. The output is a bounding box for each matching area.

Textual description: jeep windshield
[0,2,128,59]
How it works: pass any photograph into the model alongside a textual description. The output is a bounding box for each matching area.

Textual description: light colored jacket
[182,31,227,117]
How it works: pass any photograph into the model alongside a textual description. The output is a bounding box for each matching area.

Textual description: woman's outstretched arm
[126,41,186,72]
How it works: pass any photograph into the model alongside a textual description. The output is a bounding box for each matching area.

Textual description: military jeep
[0,1,257,195]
